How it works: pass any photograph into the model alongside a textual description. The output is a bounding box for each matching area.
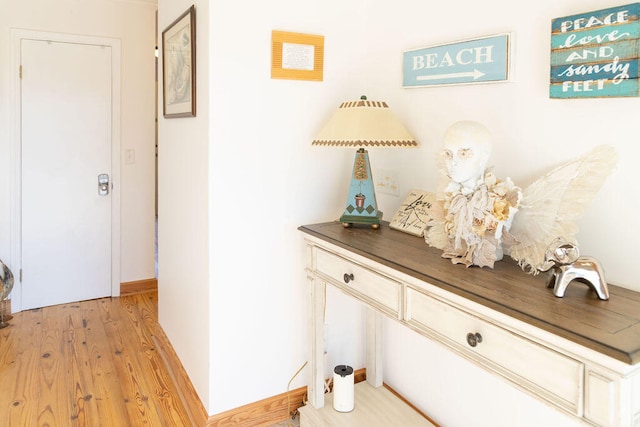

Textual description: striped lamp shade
[312,96,417,147]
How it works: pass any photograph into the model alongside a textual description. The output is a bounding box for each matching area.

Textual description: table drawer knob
[466,332,483,347]
[343,273,354,284]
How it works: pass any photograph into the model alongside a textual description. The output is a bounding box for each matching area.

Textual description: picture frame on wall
[271,30,324,81]
[162,5,196,118]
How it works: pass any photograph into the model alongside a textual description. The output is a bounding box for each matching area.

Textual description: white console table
[298,221,640,427]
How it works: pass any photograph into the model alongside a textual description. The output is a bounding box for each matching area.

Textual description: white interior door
[20,39,113,310]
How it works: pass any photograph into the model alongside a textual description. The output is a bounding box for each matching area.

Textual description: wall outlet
[375,169,399,196]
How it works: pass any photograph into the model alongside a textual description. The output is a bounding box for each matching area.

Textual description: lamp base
[340,149,382,229]
[340,211,382,229]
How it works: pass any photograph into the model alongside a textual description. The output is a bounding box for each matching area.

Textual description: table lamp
[312,96,417,228]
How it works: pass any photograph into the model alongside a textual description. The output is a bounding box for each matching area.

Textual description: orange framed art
[271,30,324,81]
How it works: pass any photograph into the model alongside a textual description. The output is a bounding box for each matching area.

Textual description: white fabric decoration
[424,120,617,273]
[503,145,617,273]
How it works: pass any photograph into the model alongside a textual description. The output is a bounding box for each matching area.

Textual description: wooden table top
[299,221,640,365]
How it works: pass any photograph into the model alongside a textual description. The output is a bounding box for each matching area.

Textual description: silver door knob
[98,174,109,196]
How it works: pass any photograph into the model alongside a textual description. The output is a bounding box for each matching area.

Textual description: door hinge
[20,269,22,282]
[19,65,22,79]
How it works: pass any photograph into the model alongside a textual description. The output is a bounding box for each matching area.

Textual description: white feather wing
[505,145,617,272]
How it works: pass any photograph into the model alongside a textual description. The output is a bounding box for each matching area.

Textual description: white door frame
[10,29,121,311]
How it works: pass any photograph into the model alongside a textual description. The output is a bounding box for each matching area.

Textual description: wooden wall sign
[550,3,640,98]
[403,34,511,88]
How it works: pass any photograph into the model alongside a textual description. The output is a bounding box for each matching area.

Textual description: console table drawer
[406,287,584,414]
[315,248,401,318]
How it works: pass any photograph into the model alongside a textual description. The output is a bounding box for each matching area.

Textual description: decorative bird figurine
[0,259,14,328]
[425,121,617,274]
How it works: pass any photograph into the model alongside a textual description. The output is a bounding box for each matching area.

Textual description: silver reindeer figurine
[538,239,609,301]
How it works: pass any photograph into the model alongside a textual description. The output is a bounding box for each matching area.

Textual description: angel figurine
[425,120,617,273]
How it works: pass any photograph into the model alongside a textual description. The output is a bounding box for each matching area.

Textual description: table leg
[308,274,326,408]
[366,307,383,387]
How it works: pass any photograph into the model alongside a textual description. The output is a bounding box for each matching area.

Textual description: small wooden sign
[550,3,640,98]
[403,34,511,88]
[389,190,436,236]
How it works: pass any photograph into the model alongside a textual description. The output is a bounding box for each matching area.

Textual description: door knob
[98,174,110,196]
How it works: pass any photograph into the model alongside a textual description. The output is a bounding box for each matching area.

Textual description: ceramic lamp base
[340,149,382,229]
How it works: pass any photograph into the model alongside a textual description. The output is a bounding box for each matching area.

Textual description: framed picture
[162,5,196,118]
[271,30,324,81]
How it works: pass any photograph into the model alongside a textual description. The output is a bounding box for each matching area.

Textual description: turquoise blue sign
[550,3,640,98]
[403,34,511,87]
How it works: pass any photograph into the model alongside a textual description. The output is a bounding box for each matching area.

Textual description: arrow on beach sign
[416,69,486,81]
[403,34,511,88]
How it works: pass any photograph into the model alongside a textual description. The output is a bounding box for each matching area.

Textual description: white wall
[157,0,211,412]
[206,0,371,414]
[0,0,157,287]
[158,0,640,424]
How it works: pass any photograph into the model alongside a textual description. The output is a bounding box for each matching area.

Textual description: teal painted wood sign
[550,3,640,98]
[403,34,511,88]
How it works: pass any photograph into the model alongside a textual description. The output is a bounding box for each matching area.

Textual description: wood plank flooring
[0,292,194,426]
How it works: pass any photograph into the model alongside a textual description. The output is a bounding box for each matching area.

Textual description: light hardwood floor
[0,291,194,426]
